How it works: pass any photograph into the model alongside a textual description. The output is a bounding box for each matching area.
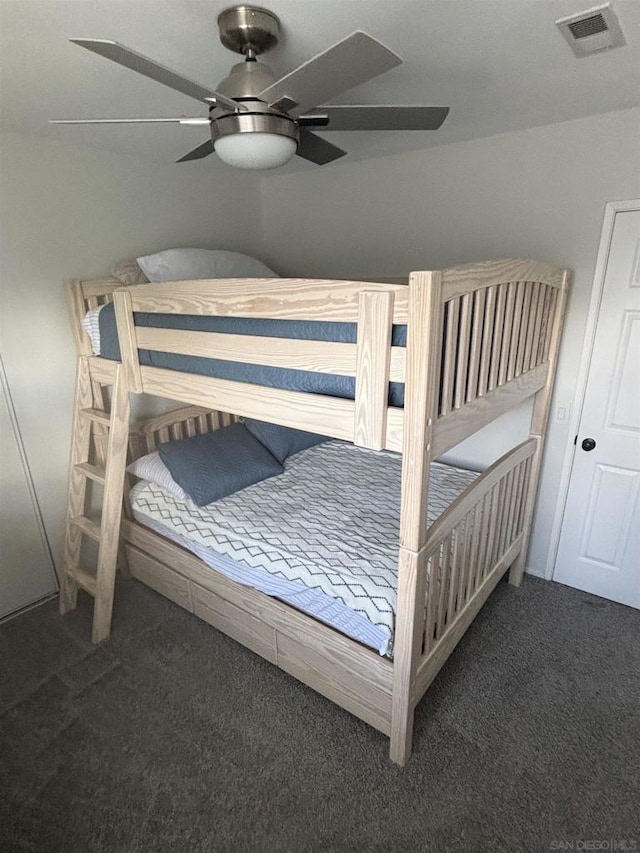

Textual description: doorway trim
[545,198,640,581]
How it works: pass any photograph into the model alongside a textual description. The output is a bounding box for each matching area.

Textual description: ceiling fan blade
[259,31,401,116]
[296,128,347,166]
[70,39,245,110]
[302,105,450,131]
[50,117,210,125]
[176,139,214,163]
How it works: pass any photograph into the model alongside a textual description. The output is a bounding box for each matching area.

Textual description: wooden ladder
[60,356,131,643]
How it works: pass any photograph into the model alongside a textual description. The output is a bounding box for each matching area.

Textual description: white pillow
[127,451,190,502]
[137,248,277,282]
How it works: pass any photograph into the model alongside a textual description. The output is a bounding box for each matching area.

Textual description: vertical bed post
[509,270,570,586]
[112,289,143,395]
[354,291,394,450]
[390,270,443,765]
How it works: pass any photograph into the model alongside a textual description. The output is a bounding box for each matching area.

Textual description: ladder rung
[67,566,97,597]
[75,462,106,484]
[71,516,102,542]
[79,407,111,427]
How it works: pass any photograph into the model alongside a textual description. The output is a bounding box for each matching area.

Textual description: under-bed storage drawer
[191,583,277,665]
[126,544,192,611]
[275,633,392,735]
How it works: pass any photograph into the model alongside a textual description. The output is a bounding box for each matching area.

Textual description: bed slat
[516,283,533,376]
[440,298,459,416]
[507,282,525,381]
[467,288,486,402]
[488,283,507,392]
[477,285,496,397]
[454,292,473,410]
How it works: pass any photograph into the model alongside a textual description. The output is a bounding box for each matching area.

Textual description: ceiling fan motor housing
[215,58,277,99]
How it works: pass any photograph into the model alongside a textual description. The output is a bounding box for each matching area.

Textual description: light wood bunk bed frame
[63,259,569,765]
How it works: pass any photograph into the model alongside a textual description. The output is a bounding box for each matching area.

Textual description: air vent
[568,14,608,39]
[556,3,626,57]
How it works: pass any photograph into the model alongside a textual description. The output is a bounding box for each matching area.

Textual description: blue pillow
[158,422,283,507]
[244,419,328,465]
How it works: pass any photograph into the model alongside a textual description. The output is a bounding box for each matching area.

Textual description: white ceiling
[1,0,639,172]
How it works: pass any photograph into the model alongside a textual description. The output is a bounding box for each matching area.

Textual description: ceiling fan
[52,5,449,170]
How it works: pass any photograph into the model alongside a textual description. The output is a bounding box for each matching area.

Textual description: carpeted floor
[1,575,638,853]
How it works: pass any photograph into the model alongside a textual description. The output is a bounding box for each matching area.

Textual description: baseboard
[524,564,546,580]
[0,592,58,624]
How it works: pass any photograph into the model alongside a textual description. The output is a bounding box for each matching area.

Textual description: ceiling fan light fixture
[211,110,298,169]
[214,132,297,169]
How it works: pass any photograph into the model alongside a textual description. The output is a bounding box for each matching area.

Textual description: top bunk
[66,258,569,458]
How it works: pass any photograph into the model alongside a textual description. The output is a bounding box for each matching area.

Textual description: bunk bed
[63,258,569,765]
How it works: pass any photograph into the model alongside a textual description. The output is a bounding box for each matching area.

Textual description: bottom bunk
[117,406,535,749]
[129,440,480,657]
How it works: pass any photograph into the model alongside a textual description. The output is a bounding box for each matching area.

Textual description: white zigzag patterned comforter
[131,441,478,655]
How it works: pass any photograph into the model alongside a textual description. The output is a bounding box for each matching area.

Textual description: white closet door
[0,358,58,619]
[554,208,640,608]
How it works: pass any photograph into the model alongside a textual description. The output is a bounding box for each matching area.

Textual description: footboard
[412,438,536,704]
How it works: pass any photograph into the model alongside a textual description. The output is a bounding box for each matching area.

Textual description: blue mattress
[98,301,408,406]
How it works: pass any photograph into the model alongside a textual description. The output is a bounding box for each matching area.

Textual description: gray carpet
[1,575,638,853]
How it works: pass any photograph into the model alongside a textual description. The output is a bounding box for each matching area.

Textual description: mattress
[83,301,409,406]
[130,441,479,656]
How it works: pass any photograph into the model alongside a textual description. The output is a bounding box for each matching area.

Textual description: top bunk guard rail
[121,277,410,322]
[69,259,569,456]
[112,278,407,451]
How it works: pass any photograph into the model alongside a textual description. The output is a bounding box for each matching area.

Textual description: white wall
[0,131,262,574]
[260,108,640,576]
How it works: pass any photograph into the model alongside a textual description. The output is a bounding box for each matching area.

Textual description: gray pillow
[244,419,328,465]
[158,422,283,507]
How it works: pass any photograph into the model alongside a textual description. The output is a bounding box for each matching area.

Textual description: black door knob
[581,438,596,452]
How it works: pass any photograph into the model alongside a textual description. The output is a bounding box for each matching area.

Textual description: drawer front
[126,545,192,612]
[275,633,391,735]
[192,583,277,665]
